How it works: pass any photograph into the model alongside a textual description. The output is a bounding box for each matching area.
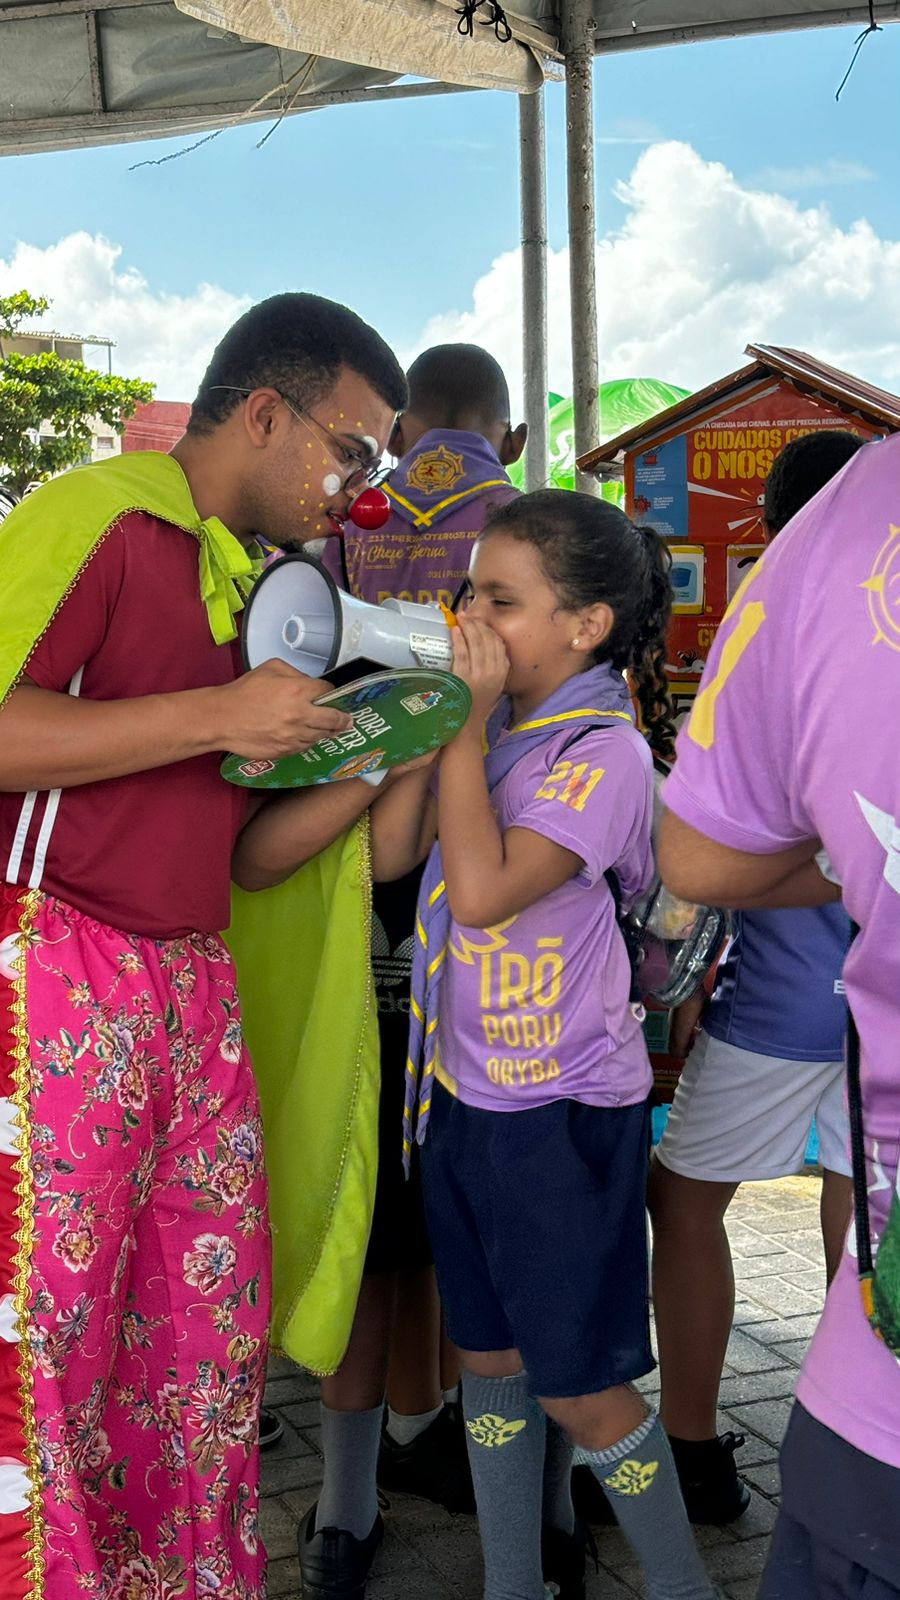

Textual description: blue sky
[1,21,897,402]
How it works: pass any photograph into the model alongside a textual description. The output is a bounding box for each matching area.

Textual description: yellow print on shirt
[535,759,605,812]
[861,523,900,653]
[451,926,566,1091]
[688,599,767,752]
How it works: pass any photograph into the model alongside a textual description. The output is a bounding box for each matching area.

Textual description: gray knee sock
[579,1413,716,1600]
[315,1403,382,1539]
[542,1418,575,1537]
[462,1370,547,1600]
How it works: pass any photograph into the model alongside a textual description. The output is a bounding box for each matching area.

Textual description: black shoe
[542,1519,598,1600]
[669,1431,751,1525]
[377,1404,476,1514]
[259,1407,284,1451]
[570,1464,616,1527]
[298,1503,384,1599]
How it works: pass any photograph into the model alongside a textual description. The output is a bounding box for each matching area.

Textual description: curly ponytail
[629,525,677,761]
[481,489,677,759]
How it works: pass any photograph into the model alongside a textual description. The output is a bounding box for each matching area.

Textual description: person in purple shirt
[648,430,862,1528]
[328,342,525,604]
[659,433,900,1598]
[374,491,720,1600]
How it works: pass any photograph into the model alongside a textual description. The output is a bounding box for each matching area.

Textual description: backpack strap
[845,922,877,1310]
[604,864,645,1004]
[555,721,650,1005]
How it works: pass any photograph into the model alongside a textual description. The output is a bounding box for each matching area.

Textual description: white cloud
[3,142,899,423]
[403,140,900,413]
[0,233,250,400]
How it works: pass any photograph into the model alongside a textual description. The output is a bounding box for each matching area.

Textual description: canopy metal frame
[2,0,898,481]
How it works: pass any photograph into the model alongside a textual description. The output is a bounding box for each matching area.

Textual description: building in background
[122,400,190,453]
[580,343,900,719]
[0,327,121,467]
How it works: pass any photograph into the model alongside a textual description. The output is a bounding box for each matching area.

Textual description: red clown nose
[348,487,391,530]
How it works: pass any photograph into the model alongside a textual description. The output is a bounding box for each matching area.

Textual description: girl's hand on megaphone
[452,613,510,724]
[215,659,353,757]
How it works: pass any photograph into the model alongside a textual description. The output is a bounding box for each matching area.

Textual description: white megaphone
[242,554,454,676]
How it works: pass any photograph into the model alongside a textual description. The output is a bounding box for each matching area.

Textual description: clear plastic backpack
[612,757,730,1011]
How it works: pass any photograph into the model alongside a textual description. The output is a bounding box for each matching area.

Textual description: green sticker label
[222,668,472,790]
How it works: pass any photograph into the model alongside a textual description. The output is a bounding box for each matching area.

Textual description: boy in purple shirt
[329,342,524,604]
[659,435,900,1597]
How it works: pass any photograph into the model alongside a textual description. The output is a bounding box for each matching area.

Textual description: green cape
[0,450,260,703]
[1,451,377,1373]
[227,819,380,1374]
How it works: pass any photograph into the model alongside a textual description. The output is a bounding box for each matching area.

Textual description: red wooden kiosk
[580,345,900,722]
[578,345,900,1095]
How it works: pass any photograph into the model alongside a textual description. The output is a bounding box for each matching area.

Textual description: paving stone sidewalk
[261,1171,827,1598]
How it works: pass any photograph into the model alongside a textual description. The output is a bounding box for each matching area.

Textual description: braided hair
[481,489,677,760]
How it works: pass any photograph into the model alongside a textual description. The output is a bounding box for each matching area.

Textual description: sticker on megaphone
[221,668,472,790]
[241,553,456,678]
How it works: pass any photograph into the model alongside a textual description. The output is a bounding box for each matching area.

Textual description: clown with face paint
[0,293,406,1600]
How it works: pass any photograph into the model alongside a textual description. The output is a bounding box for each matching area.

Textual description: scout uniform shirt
[332,427,518,606]
[436,720,655,1113]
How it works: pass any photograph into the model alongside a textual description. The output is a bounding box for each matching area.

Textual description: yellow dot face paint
[439,603,459,629]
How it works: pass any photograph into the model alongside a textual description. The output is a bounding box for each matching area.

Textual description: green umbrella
[511,378,690,503]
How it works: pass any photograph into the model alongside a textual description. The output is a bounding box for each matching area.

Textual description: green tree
[0,290,154,495]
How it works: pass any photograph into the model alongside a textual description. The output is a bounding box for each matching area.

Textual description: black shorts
[364,869,433,1276]
[420,1083,654,1397]
[760,1403,900,1599]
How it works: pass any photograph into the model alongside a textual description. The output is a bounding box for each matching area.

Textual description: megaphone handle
[361,769,388,787]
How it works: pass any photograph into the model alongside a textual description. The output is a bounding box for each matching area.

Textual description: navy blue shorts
[420,1084,654,1398]
[760,1403,900,1599]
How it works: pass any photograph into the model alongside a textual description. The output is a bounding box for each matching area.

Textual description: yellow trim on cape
[10,890,46,1599]
[0,452,261,705]
[385,478,510,529]
[226,819,379,1375]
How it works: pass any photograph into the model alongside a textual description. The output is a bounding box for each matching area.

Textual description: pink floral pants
[0,888,271,1600]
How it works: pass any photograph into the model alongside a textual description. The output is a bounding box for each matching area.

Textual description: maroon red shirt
[0,512,247,938]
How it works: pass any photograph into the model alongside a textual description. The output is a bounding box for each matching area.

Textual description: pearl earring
[572,636,581,648]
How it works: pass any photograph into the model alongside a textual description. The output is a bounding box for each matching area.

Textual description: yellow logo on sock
[603,1459,659,1496]
[465,1413,527,1448]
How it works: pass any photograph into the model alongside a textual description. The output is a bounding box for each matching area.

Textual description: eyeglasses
[282,399,382,492]
[208,385,382,493]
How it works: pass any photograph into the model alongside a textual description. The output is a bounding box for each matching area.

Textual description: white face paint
[322,473,342,498]
[304,537,329,560]
[0,1459,30,1514]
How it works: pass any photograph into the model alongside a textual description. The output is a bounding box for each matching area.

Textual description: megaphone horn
[242,554,454,678]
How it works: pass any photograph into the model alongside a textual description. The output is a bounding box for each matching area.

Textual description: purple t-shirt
[663,435,900,1468]
[437,722,655,1112]
[324,429,518,606]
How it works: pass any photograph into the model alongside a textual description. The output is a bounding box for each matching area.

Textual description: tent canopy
[1,0,897,157]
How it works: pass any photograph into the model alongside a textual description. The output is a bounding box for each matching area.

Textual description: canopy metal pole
[518,86,549,492]
[562,0,600,494]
